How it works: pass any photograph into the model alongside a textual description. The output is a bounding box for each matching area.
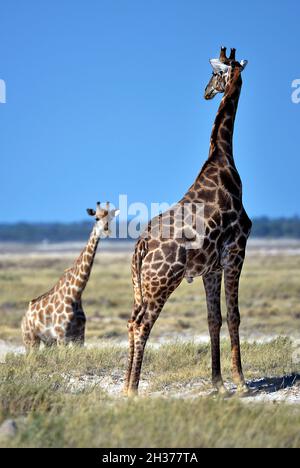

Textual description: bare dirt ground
[63,367,300,404]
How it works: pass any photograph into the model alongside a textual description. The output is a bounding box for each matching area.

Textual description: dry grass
[0,340,299,448]
[0,246,300,448]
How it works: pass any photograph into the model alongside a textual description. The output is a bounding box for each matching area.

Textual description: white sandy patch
[59,372,300,405]
[63,371,149,397]
[87,333,300,349]
[241,386,300,404]
[0,340,24,363]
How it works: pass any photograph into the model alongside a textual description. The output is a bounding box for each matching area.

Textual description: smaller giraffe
[21,202,120,350]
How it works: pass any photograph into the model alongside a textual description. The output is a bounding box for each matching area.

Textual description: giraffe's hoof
[212,383,229,397]
[218,385,230,397]
[236,383,250,395]
[127,389,139,398]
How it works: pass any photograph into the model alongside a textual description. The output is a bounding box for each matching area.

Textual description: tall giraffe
[22,202,119,349]
[124,47,252,396]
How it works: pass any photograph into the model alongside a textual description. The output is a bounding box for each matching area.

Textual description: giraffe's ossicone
[21,202,120,350]
[124,47,252,396]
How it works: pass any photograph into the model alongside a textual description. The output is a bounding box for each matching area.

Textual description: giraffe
[124,47,252,396]
[21,202,120,350]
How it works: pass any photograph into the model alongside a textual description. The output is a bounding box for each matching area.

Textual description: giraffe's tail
[132,238,148,308]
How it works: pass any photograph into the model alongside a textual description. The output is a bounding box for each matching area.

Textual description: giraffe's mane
[31,266,76,304]
[30,228,98,305]
[31,287,55,305]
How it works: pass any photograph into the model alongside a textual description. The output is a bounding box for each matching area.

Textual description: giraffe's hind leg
[124,302,143,395]
[124,244,145,395]
[125,239,186,397]
[126,275,184,396]
[203,271,226,393]
[127,302,164,397]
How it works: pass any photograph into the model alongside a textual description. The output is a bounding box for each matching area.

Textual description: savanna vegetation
[0,339,299,448]
[0,251,299,343]
[0,248,299,448]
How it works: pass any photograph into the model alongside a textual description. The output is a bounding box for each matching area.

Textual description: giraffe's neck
[68,226,100,298]
[209,69,242,162]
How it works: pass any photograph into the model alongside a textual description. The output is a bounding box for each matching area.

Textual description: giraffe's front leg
[21,316,41,353]
[63,308,86,346]
[203,272,226,393]
[70,318,86,346]
[23,331,41,353]
[224,256,248,393]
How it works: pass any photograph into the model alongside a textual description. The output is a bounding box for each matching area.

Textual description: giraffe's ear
[240,60,248,71]
[210,59,229,73]
[87,208,96,217]
[111,209,120,218]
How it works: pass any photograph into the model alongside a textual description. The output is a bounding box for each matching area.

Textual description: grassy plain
[0,242,299,448]
[0,245,300,343]
[0,340,299,448]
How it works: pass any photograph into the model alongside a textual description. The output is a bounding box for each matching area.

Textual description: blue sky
[0,0,299,222]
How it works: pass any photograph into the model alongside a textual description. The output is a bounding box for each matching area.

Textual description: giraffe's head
[204,47,248,100]
[87,202,120,238]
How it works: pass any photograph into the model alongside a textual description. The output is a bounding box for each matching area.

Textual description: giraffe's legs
[125,246,185,397]
[68,326,86,347]
[127,321,152,397]
[124,303,143,395]
[72,319,86,346]
[203,271,225,392]
[75,332,85,347]
[22,318,41,353]
[224,256,247,391]
[124,321,135,395]
[23,334,41,353]
[125,296,172,396]
[64,312,86,346]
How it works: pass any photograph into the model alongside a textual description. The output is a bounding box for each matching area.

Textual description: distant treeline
[251,217,300,239]
[0,221,97,243]
[0,217,300,243]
